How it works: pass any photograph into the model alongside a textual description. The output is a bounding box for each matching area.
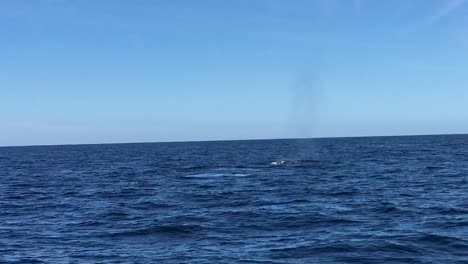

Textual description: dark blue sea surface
[1,135,468,263]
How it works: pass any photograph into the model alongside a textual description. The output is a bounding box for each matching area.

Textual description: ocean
[1,135,467,263]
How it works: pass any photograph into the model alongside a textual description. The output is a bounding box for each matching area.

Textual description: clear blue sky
[1,0,468,146]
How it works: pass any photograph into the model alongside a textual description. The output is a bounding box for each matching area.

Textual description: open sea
[1,135,468,263]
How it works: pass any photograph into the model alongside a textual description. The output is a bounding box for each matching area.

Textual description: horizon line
[1,132,467,148]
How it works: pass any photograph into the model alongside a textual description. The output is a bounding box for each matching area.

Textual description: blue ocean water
[1,135,468,263]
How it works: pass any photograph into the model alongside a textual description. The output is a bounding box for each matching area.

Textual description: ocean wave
[185,172,250,178]
[107,224,203,238]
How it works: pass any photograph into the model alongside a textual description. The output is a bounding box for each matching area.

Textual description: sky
[1,0,468,146]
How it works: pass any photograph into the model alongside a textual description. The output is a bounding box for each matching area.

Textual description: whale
[270,159,320,167]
